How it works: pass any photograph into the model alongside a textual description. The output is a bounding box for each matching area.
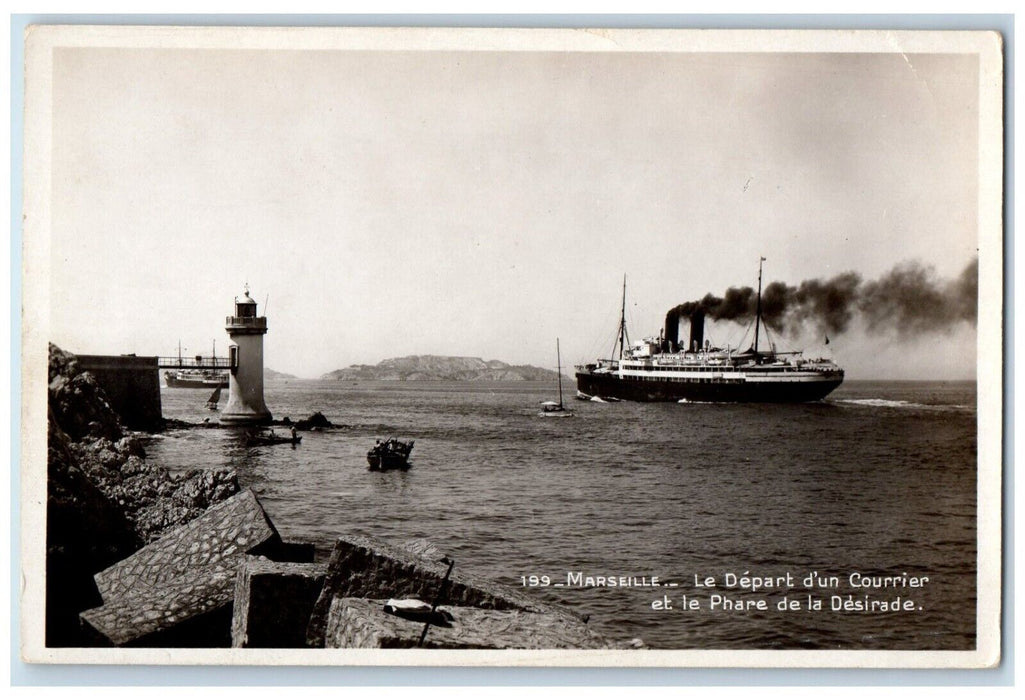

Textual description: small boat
[368,438,414,470]
[205,386,221,410]
[244,429,301,447]
[538,338,573,417]
[539,400,572,417]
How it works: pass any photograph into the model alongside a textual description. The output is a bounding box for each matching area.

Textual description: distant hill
[265,368,298,380]
[322,355,567,382]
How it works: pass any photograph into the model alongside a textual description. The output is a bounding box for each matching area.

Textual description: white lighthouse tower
[220,285,272,425]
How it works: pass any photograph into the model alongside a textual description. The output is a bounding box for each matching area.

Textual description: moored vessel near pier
[164,370,229,389]
[575,263,844,403]
[162,341,229,388]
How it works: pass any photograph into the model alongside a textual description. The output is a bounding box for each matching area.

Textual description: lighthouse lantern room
[220,285,272,425]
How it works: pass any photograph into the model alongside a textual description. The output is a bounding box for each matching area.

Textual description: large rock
[325,598,610,649]
[291,411,334,430]
[231,557,327,648]
[81,489,281,646]
[306,534,577,648]
[48,344,124,442]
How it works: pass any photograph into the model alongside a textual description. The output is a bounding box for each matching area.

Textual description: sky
[46,39,983,379]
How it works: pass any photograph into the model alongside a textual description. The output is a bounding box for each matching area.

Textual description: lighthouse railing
[225,316,268,329]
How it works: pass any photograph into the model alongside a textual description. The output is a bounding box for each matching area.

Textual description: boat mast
[556,337,564,409]
[617,274,629,360]
[753,256,765,355]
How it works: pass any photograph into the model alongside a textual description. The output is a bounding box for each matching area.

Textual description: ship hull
[576,371,843,403]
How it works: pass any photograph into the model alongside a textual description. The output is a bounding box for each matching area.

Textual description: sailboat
[538,338,573,417]
[205,386,221,410]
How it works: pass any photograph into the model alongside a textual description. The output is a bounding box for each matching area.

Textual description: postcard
[20,25,1003,668]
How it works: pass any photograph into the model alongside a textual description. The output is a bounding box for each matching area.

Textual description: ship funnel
[689,310,705,352]
[664,310,681,352]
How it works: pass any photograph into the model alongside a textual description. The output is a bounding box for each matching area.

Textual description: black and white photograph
[19,25,1003,667]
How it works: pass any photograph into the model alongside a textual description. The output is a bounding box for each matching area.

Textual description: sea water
[144,379,977,650]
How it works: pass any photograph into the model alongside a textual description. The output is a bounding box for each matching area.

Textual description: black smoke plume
[665,258,977,341]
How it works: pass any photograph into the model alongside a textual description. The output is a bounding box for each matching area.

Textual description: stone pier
[76,354,162,431]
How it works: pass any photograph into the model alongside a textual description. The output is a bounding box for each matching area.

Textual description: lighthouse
[220,285,272,425]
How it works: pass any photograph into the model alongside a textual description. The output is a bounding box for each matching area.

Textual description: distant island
[264,368,297,380]
[322,355,567,382]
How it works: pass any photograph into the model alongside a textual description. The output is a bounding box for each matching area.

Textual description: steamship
[575,263,844,403]
[163,340,229,389]
[164,370,229,389]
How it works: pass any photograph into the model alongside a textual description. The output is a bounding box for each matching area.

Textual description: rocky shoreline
[46,343,623,650]
[47,344,241,645]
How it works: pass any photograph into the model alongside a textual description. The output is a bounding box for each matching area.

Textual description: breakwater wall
[76,354,162,431]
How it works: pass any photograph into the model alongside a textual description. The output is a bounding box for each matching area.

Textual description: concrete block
[231,556,327,648]
[324,598,609,649]
[94,489,277,601]
[80,489,279,646]
[80,565,237,647]
[306,534,577,648]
